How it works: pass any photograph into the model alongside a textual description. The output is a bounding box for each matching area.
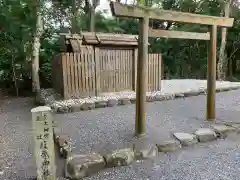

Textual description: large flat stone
[70,103,82,112]
[154,94,165,101]
[95,100,107,108]
[80,101,95,111]
[175,93,185,98]
[173,132,198,146]
[57,105,70,113]
[183,90,200,97]
[118,98,131,105]
[130,97,136,104]
[223,122,240,129]
[211,124,236,137]
[60,144,72,159]
[65,153,106,179]
[156,140,181,153]
[56,134,70,148]
[133,141,158,160]
[194,128,217,142]
[107,98,118,107]
[146,95,155,102]
[104,148,135,167]
[163,94,175,100]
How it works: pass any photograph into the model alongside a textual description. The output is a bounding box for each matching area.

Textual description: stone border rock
[39,85,240,114]
[53,128,72,159]
[55,122,240,179]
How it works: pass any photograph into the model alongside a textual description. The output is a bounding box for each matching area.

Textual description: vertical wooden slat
[118,50,121,91]
[126,50,129,90]
[148,54,150,92]
[107,50,110,92]
[66,53,71,99]
[81,50,86,97]
[112,50,114,92]
[130,50,133,89]
[153,54,156,91]
[114,50,117,92]
[69,53,74,97]
[101,50,104,92]
[151,54,155,91]
[133,49,137,91]
[91,48,95,96]
[103,50,106,92]
[115,50,119,91]
[126,50,129,89]
[110,50,112,92]
[85,48,89,96]
[90,47,94,96]
[62,54,68,99]
[124,50,127,89]
[121,50,124,90]
[157,54,161,91]
[110,50,114,92]
[73,54,79,97]
[122,50,125,90]
[95,47,100,96]
[103,50,105,92]
[86,49,90,96]
[118,50,120,91]
[125,50,128,89]
[89,48,92,95]
[99,49,102,93]
[77,53,82,96]
[152,54,154,91]
[154,54,157,91]
[158,54,162,90]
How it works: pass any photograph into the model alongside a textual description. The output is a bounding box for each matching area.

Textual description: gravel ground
[0,97,66,180]
[56,89,240,154]
[1,85,240,180]
[85,134,240,180]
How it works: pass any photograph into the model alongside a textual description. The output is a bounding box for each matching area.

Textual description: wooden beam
[206,25,217,121]
[135,17,149,136]
[149,29,210,40]
[110,2,234,27]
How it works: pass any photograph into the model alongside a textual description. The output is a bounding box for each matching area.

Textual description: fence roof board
[62,32,150,52]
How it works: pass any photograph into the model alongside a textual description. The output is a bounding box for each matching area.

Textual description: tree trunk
[12,55,18,97]
[89,0,96,32]
[72,0,78,33]
[89,6,95,32]
[32,2,43,93]
[217,0,233,80]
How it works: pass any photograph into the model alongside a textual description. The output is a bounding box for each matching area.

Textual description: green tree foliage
[0,0,239,95]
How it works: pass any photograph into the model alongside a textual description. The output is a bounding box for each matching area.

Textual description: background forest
[0,0,239,96]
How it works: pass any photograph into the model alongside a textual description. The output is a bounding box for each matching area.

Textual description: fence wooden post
[31,106,56,180]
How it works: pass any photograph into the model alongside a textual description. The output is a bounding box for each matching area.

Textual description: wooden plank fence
[98,48,133,93]
[148,54,161,91]
[52,48,162,99]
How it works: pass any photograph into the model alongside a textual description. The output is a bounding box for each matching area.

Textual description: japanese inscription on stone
[31,106,56,180]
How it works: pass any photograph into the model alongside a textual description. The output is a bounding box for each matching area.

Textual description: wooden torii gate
[110,2,234,136]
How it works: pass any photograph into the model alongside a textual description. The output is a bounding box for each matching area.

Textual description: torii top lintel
[110,2,234,27]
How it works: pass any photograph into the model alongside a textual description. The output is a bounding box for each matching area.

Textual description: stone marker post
[31,106,56,180]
